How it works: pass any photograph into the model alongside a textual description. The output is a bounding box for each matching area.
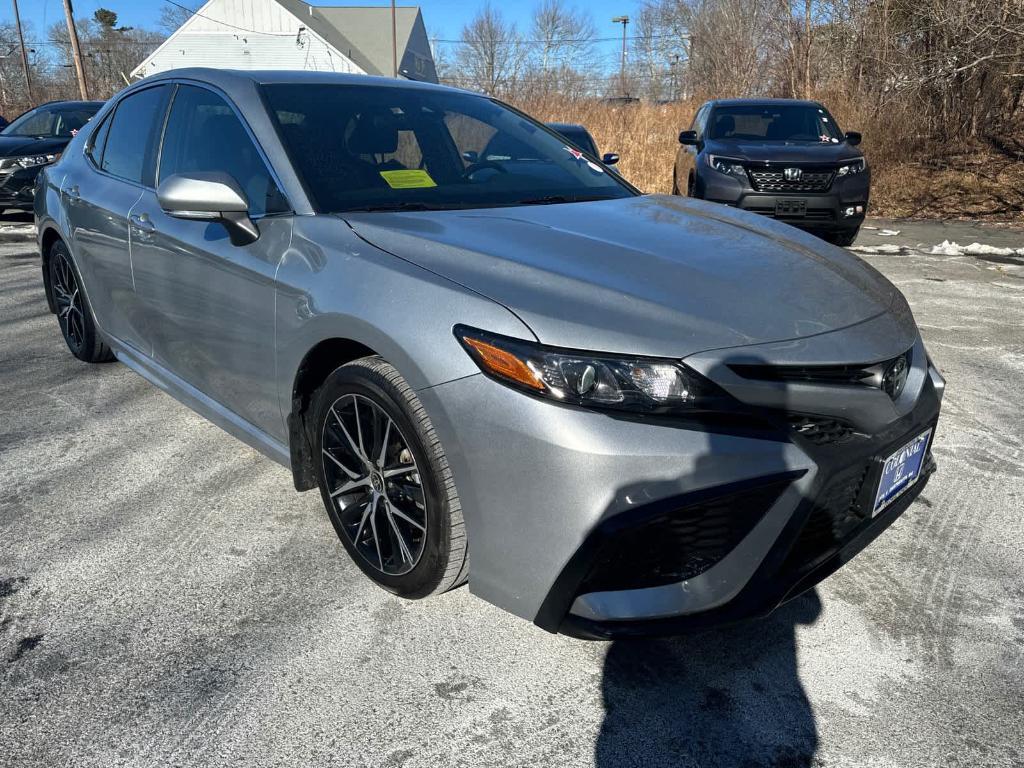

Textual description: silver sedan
[34,69,944,638]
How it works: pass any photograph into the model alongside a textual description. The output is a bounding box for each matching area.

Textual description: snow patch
[877,229,901,236]
[848,244,907,254]
[929,240,1024,257]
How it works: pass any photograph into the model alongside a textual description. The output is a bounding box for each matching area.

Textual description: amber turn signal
[462,336,545,391]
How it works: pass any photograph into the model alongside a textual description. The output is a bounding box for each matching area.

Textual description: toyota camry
[34,70,943,638]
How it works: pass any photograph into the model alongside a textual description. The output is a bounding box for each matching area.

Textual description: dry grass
[514,96,1024,222]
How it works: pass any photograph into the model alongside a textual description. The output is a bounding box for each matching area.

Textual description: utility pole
[11,0,33,105]
[612,15,629,98]
[62,0,90,100]
[391,0,398,77]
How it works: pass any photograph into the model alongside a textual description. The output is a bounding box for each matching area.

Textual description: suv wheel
[48,239,115,363]
[830,228,859,247]
[312,356,468,598]
[687,174,697,198]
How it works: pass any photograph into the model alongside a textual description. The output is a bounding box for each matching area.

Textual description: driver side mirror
[602,152,620,166]
[845,131,862,146]
[678,130,698,146]
[157,172,259,246]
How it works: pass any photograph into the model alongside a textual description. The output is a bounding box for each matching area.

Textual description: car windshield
[261,84,634,213]
[707,104,844,143]
[1,104,99,138]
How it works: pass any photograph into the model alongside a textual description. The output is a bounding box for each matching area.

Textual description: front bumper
[0,166,43,210]
[418,331,942,637]
[700,169,870,233]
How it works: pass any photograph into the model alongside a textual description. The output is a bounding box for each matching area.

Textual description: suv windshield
[707,104,844,143]
[261,84,634,213]
[2,103,99,139]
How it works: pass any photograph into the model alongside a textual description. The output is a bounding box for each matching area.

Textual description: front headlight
[836,158,866,176]
[707,155,747,179]
[455,326,723,414]
[0,153,60,173]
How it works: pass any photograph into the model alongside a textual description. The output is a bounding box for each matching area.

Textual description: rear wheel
[312,356,468,598]
[48,240,114,363]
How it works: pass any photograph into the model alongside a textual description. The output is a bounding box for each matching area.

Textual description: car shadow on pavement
[594,356,822,768]
[595,591,821,768]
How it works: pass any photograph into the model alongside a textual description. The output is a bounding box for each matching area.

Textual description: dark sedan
[0,100,103,211]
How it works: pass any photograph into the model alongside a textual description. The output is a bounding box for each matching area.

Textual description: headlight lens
[0,154,60,172]
[836,158,866,176]
[707,155,747,178]
[455,326,722,414]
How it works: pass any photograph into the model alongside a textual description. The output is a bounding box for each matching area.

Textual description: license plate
[873,429,932,515]
[776,199,807,217]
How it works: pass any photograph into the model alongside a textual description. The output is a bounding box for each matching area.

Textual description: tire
[311,356,468,599]
[48,239,115,363]
[830,228,859,247]
[671,169,680,196]
[687,174,697,198]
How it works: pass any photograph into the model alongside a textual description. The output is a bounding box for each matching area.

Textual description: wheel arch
[287,337,379,491]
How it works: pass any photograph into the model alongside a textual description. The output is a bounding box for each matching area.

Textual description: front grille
[787,414,856,445]
[748,168,835,193]
[782,463,870,574]
[579,479,792,594]
[729,351,912,390]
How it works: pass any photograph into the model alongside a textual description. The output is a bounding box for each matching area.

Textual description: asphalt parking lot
[1,213,1022,768]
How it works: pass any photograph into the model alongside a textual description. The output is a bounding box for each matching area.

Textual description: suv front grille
[579,478,792,594]
[748,168,835,193]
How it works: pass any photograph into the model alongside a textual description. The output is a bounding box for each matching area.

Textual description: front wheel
[829,228,859,247]
[312,356,468,598]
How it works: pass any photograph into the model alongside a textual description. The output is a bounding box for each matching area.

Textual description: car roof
[547,122,589,134]
[138,67,471,96]
[32,100,105,109]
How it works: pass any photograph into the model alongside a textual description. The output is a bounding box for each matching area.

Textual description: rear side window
[101,85,172,185]
[85,113,112,167]
[158,85,288,216]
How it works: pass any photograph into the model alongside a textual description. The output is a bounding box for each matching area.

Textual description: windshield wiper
[514,194,615,206]
[343,201,453,213]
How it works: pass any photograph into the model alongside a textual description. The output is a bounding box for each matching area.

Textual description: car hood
[704,138,863,164]
[342,194,903,358]
[0,135,68,157]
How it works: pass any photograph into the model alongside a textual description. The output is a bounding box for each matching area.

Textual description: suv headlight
[836,158,866,176]
[0,153,60,173]
[707,155,747,179]
[455,326,724,414]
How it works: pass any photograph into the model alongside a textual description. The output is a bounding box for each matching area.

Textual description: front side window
[102,86,172,184]
[707,104,844,143]
[1,103,100,139]
[261,84,635,213]
[158,85,288,216]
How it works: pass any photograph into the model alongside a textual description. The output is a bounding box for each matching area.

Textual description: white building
[132,0,438,83]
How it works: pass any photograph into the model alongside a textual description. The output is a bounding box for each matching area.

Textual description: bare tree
[454,4,525,96]
[158,2,198,34]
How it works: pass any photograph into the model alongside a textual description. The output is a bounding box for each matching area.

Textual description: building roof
[273,0,435,80]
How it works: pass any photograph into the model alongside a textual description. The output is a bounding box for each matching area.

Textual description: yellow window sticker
[380,169,437,189]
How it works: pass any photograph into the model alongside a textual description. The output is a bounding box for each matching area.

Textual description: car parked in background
[673,98,869,246]
[36,70,942,638]
[1,100,103,211]
[547,122,620,169]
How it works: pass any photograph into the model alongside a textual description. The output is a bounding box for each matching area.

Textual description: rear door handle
[129,212,155,232]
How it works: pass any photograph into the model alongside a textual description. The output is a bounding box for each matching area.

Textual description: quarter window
[101,85,172,185]
[158,85,288,216]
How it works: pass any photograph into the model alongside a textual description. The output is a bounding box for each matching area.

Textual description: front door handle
[129,212,155,232]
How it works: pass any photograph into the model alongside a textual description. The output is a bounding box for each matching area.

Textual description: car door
[62,85,172,354]
[129,83,293,441]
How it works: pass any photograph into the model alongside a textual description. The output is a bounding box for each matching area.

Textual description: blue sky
[3,0,636,59]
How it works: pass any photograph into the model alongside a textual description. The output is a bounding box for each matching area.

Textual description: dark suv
[672,99,869,246]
